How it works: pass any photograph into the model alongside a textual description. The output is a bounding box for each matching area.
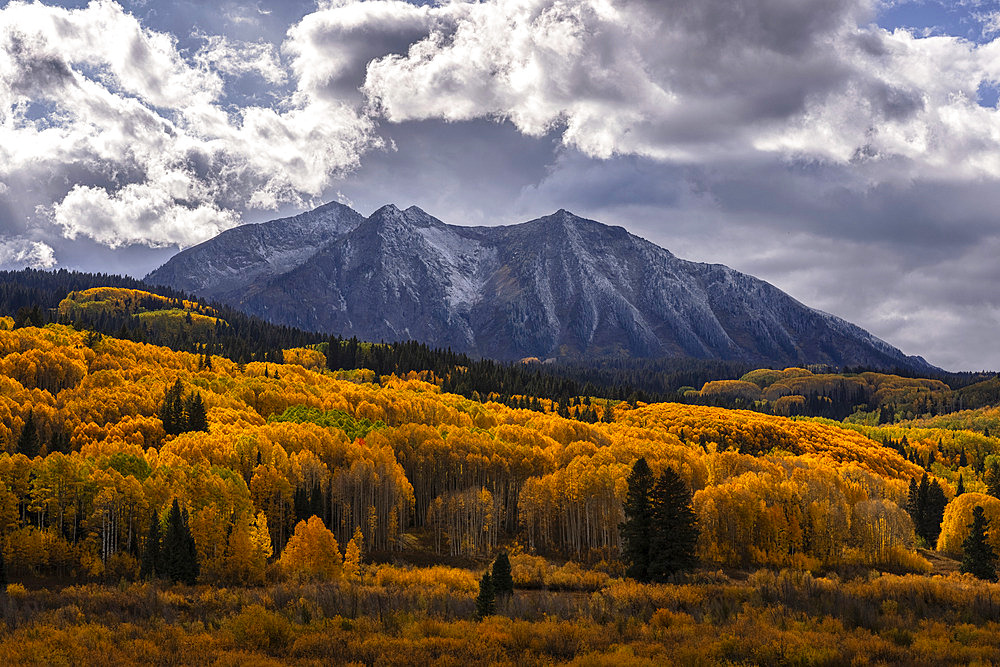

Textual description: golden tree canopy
[280,515,342,580]
[937,492,1000,555]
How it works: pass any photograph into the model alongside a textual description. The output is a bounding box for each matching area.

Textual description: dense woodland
[0,282,999,662]
[5,269,995,413]
[0,316,952,576]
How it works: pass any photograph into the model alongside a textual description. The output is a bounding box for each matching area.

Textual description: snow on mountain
[146,201,364,297]
[146,202,936,372]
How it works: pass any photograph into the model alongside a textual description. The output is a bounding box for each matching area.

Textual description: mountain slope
[147,203,935,372]
[146,201,363,297]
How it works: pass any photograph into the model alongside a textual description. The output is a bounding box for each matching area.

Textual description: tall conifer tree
[475,572,495,618]
[17,410,39,458]
[162,500,198,584]
[492,550,514,599]
[647,467,699,582]
[961,505,997,581]
[140,509,161,580]
[620,458,654,581]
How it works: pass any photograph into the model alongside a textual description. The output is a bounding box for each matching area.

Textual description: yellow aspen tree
[223,519,263,585]
[280,515,342,581]
[250,512,273,563]
[343,526,363,580]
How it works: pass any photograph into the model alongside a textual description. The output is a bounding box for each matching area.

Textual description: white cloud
[194,35,286,86]
[0,0,378,248]
[51,178,239,249]
[0,238,56,269]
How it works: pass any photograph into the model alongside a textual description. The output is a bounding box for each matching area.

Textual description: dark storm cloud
[286,2,439,104]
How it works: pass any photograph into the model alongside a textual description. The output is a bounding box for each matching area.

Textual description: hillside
[147,203,936,372]
[0,290,996,663]
[0,318,947,578]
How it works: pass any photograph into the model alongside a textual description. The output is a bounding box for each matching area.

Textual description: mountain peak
[550,208,582,224]
[146,200,936,373]
[373,203,402,216]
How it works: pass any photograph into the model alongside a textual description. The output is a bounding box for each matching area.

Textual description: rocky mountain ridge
[146,203,935,372]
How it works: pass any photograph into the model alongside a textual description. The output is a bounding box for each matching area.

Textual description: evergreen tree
[987,461,1000,499]
[957,474,965,496]
[16,410,39,458]
[162,499,198,584]
[961,505,997,581]
[184,392,208,432]
[159,380,185,436]
[924,480,947,545]
[0,545,8,588]
[475,572,495,618]
[492,550,514,599]
[915,474,931,538]
[906,478,919,518]
[908,473,947,545]
[620,458,654,581]
[647,467,699,582]
[879,405,894,424]
[184,508,199,582]
[140,510,161,580]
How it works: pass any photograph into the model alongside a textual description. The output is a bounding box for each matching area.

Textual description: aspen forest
[1,286,1000,663]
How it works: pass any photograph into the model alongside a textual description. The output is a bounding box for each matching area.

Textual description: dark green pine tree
[159,380,186,436]
[906,478,919,518]
[957,474,965,496]
[914,473,931,541]
[986,461,1000,499]
[140,509,161,580]
[647,467,699,582]
[960,450,968,467]
[492,550,514,600]
[162,499,198,584]
[0,542,8,588]
[961,505,997,581]
[184,392,208,432]
[183,508,199,583]
[620,458,655,581]
[475,572,495,618]
[16,410,39,458]
[923,480,947,546]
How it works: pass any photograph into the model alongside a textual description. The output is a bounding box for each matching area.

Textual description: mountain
[146,201,363,298]
[146,203,936,372]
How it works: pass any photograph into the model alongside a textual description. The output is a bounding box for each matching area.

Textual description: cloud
[194,34,287,86]
[284,0,443,104]
[346,0,1000,180]
[0,238,56,269]
[0,0,378,248]
[51,179,240,249]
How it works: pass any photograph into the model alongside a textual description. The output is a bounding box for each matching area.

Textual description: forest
[0,284,999,663]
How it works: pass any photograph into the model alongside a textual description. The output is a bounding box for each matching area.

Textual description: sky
[0,1,999,371]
